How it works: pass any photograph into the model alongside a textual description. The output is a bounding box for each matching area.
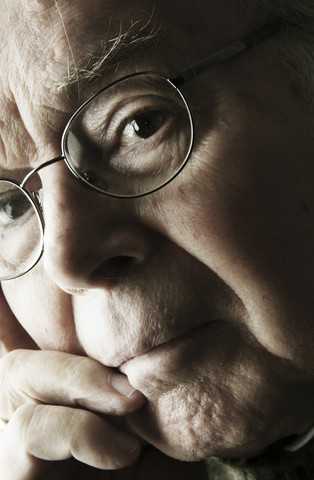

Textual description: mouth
[118,321,213,372]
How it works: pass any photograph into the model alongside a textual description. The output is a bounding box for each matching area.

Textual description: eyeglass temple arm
[171,19,284,87]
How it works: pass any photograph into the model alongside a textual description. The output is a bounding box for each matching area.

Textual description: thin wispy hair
[54,1,160,97]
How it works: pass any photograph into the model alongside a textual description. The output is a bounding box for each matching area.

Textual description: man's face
[2,0,314,461]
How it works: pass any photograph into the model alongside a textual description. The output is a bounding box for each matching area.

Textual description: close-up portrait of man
[0,0,314,478]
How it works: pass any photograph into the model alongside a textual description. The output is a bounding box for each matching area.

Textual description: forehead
[1,0,242,91]
[0,0,242,172]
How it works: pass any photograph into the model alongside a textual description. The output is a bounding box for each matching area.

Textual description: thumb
[0,286,37,355]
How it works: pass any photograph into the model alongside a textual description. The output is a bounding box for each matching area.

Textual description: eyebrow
[55,17,161,99]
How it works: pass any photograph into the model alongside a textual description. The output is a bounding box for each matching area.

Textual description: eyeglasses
[0,20,283,280]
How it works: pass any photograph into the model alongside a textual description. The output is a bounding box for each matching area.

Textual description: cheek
[151,111,314,363]
[2,266,81,353]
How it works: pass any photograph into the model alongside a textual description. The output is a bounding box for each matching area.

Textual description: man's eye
[120,110,166,145]
[0,192,33,225]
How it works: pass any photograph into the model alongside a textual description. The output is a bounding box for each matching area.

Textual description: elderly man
[0,0,314,478]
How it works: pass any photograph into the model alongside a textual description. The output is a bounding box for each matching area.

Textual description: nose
[41,163,154,292]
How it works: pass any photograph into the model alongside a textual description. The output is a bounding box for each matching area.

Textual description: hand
[0,288,146,479]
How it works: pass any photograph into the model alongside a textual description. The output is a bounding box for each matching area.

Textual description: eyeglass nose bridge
[20,156,65,189]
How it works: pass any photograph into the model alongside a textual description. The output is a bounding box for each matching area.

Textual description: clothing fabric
[206,441,314,480]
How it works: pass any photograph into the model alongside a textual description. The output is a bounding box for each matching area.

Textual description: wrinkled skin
[1,0,314,477]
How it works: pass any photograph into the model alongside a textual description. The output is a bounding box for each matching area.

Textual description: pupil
[4,194,31,220]
[131,111,164,139]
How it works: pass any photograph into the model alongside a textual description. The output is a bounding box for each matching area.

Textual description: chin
[125,378,270,461]
[122,365,254,461]
[120,327,304,461]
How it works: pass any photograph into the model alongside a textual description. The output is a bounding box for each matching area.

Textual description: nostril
[90,256,138,283]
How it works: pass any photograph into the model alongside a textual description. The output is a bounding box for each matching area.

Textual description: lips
[116,326,197,368]
[118,320,212,371]
[117,330,186,368]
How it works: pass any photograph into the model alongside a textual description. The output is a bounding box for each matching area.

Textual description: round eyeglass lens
[0,180,44,280]
[62,73,193,197]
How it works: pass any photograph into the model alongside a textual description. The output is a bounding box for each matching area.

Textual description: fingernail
[109,373,136,398]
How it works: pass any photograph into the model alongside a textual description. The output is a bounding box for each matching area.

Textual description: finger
[0,349,145,419]
[0,403,141,479]
[0,287,37,356]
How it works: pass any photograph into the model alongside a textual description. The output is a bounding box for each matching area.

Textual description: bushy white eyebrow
[54,13,160,98]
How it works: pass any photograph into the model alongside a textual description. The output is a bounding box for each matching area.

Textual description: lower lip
[119,322,212,373]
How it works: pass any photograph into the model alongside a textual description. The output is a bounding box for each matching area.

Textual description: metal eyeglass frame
[0,19,283,280]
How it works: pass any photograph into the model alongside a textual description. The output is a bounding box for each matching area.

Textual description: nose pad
[40,163,153,291]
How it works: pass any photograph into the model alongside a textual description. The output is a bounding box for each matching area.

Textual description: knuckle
[7,404,36,453]
[65,356,109,400]
[68,410,129,470]
[10,403,35,433]
[5,404,60,475]
[10,404,67,459]
[70,406,95,434]
[70,355,106,382]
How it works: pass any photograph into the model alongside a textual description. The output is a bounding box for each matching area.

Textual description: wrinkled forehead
[2,1,156,95]
[1,0,243,95]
